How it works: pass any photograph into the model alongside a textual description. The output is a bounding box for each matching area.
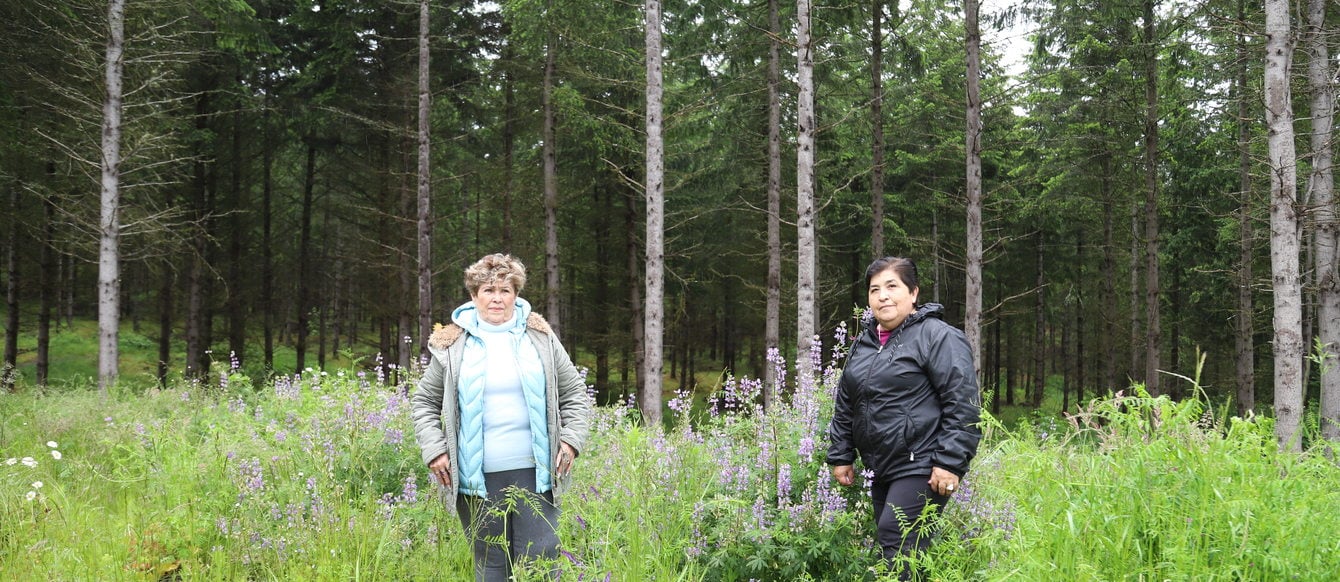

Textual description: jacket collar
[427,308,554,353]
[864,302,945,339]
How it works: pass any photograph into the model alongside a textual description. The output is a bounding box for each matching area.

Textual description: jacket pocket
[868,404,912,463]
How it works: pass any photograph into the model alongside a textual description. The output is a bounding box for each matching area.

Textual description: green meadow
[2,335,1338,580]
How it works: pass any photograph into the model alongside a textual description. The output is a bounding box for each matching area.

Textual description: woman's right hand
[832,464,855,487]
[428,453,451,487]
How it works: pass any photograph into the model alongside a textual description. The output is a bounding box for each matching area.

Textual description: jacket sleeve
[551,337,593,456]
[826,368,857,466]
[411,356,450,467]
[924,324,982,477]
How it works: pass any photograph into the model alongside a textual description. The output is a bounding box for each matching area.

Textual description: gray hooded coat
[410,312,593,512]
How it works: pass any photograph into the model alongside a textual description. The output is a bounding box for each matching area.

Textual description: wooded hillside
[1,0,1336,448]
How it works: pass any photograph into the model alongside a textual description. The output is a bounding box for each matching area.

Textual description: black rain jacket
[826,303,982,482]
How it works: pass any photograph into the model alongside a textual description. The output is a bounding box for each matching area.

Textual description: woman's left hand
[929,466,960,496]
[554,442,577,477]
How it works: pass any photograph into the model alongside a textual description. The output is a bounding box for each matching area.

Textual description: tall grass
[2,339,1337,580]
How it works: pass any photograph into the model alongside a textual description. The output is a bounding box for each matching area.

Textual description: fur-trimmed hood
[428,312,554,350]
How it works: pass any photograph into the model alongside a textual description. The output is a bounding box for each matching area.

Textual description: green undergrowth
[1,358,1337,580]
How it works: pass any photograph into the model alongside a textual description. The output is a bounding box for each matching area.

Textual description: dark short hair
[865,256,919,291]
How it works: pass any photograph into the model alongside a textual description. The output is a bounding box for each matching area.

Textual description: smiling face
[471,278,518,325]
[868,267,919,331]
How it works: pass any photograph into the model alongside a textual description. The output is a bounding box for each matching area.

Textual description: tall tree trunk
[417,0,433,359]
[594,185,611,398]
[991,274,1002,414]
[642,0,665,427]
[964,0,983,375]
[1129,202,1142,382]
[184,93,210,380]
[3,184,17,390]
[1171,270,1183,397]
[796,0,818,373]
[295,141,317,372]
[626,186,645,405]
[543,2,562,335]
[870,0,885,258]
[399,141,413,375]
[764,0,782,405]
[1264,0,1304,451]
[502,41,515,253]
[1101,156,1117,390]
[319,200,332,370]
[227,97,245,366]
[932,210,942,303]
[262,94,275,370]
[97,0,127,393]
[157,260,173,387]
[1062,295,1071,412]
[63,254,74,329]
[1307,0,1340,447]
[1142,0,1162,395]
[1006,316,1015,405]
[1033,230,1045,408]
[1234,0,1256,415]
[37,194,54,386]
[1075,230,1085,407]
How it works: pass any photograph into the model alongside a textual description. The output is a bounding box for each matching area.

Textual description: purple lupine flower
[237,457,264,496]
[399,474,418,504]
[777,463,793,504]
[561,549,583,567]
[755,437,773,475]
[668,387,693,416]
[814,467,847,516]
[687,502,708,558]
[751,496,770,532]
[797,436,815,460]
[286,502,303,528]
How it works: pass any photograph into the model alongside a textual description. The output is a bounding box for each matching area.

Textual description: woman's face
[472,278,518,325]
[868,267,919,331]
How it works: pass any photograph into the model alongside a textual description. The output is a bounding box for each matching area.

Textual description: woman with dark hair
[411,253,592,581]
[826,256,982,579]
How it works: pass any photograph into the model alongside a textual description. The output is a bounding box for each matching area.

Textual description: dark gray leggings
[871,475,949,581]
[456,468,561,582]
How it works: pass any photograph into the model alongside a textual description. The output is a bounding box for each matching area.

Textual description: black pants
[456,468,561,582]
[871,475,949,581]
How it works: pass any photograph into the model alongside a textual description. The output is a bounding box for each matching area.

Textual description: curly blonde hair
[463,253,527,295]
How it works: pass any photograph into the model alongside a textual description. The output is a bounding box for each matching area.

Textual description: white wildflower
[20,457,37,468]
[25,491,36,501]
[32,481,42,489]
[4,458,15,466]
[46,441,58,448]
[51,450,62,460]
